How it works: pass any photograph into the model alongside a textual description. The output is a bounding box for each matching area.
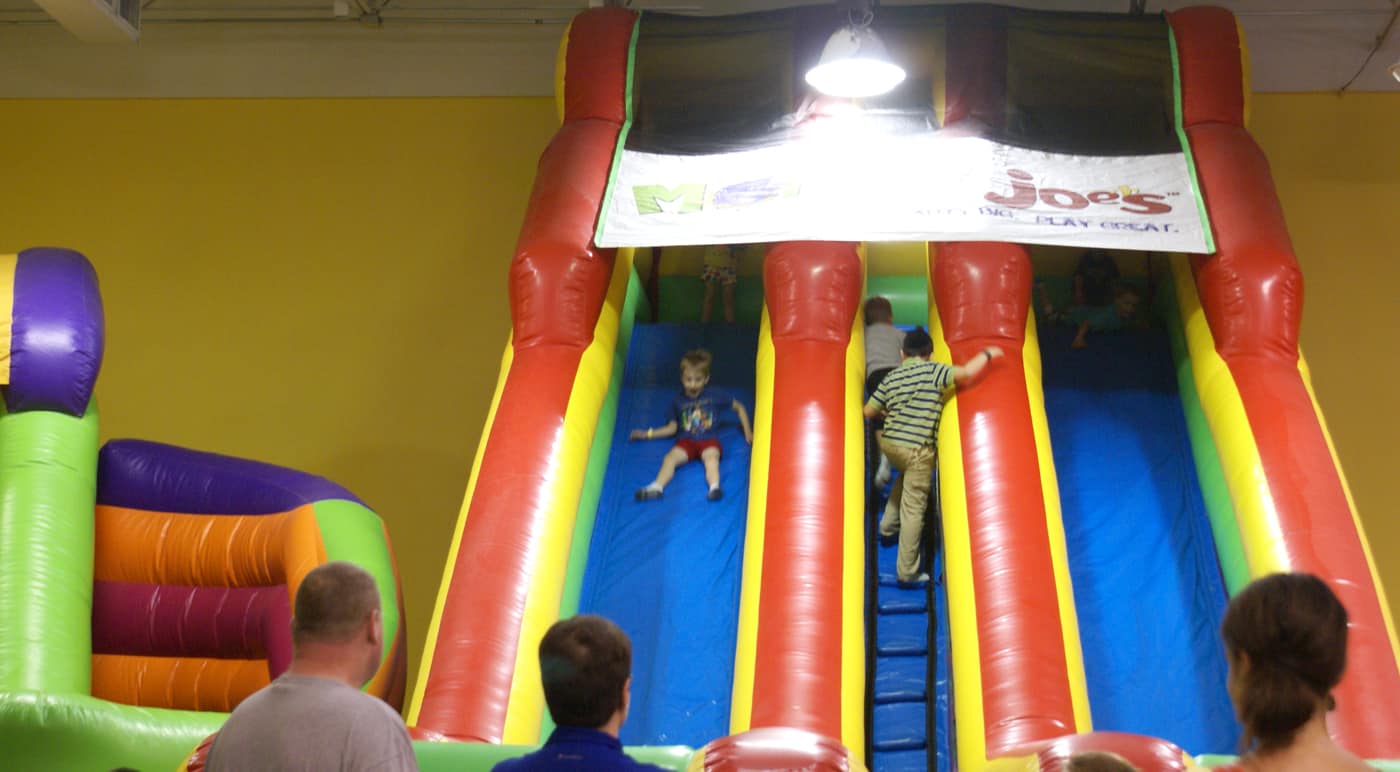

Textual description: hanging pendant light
[805,2,906,98]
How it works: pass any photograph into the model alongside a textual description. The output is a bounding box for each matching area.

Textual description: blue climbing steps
[868,464,952,772]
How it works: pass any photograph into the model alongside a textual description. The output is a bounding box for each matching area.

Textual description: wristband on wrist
[646,428,653,438]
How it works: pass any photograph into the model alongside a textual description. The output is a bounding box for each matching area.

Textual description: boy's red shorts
[673,438,722,461]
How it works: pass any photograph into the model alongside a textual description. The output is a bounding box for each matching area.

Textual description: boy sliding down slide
[631,348,753,502]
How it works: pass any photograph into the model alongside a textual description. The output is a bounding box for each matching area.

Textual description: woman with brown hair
[1217,572,1372,771]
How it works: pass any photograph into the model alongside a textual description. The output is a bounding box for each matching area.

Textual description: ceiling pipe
[32,0,139,41]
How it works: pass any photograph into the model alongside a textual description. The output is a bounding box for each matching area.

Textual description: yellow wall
[0,97,560,699]
[0,92,1395,711]
[1249,93,1400,616]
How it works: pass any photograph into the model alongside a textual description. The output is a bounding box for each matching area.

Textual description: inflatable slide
[406,5,1399,771]
[922,10,1398,769]
[0,248,407,771]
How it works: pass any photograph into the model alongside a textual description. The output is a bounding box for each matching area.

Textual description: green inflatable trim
[0,403,100,695]
[1158,275,1249,596]
[313,498,404,664]
[414,739,693,772]
[1168,28,1216,255]
[594,13,642,245]
[865,274,929,327]
[0,690,225,771]
[657,275,766,325]
[1196,755,1400,771]
[658,265,929,327]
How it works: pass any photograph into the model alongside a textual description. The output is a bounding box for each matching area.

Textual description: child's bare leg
[701,281,717,323]
[721,283,736,324]
[701,447,721,488]
[701,446,723,500]
[653,447,690,488]
[638,446,690,500]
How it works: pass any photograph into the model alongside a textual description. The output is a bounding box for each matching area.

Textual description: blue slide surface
[1039,320,1239,753]
[579,323,754,747]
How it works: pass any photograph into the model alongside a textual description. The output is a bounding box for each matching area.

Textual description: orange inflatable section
[92,655,269,713]
[94,505,326,588]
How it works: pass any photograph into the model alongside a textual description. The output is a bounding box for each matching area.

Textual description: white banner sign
[596,129,1212,253]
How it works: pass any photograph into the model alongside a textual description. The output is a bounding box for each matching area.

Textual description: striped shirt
[866,358,955,449]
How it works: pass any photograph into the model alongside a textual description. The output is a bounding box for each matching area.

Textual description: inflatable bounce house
[0,248,408,770]
[8,3,1400,772]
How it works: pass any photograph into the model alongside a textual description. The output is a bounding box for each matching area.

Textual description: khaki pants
[878,439,936,582]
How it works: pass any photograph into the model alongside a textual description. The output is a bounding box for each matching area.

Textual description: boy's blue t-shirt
[672,386,734,441]
[1070,304,1126,332]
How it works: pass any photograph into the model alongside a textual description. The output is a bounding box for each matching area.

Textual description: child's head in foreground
[680,349,712,396]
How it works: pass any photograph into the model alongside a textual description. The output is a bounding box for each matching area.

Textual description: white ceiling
[1,0,1397,97]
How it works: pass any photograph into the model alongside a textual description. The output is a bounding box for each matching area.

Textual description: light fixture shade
[1390,60,1400,83]
[805,25,907,98]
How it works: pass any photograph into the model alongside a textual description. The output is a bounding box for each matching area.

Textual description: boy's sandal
[635,487,662,501]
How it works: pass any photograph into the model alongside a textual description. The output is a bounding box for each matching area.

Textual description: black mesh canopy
[627,4,1177,157]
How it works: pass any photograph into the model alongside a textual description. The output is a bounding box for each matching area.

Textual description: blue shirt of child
[672,386,734,441]
[491,727,667,771]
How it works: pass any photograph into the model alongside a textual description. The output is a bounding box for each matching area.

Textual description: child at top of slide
[1068,284,1140,349]
[1075,249,1121,307]
[1038,249,1141,349]
[700,244,739,324]
[631,348,753,502]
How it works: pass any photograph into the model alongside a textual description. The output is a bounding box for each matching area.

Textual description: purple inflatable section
[98,439,366,514]
[92,581,294,676]
[7,247,105,416]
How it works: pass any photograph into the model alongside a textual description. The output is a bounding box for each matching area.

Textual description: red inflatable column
[749,241,862,741]
[934,242,1081,755]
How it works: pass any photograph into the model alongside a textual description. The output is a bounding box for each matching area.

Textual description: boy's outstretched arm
[630,420,678,441]
[952,346,1005,386]
[732,400,754,444]
[1071,321,1091,349]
